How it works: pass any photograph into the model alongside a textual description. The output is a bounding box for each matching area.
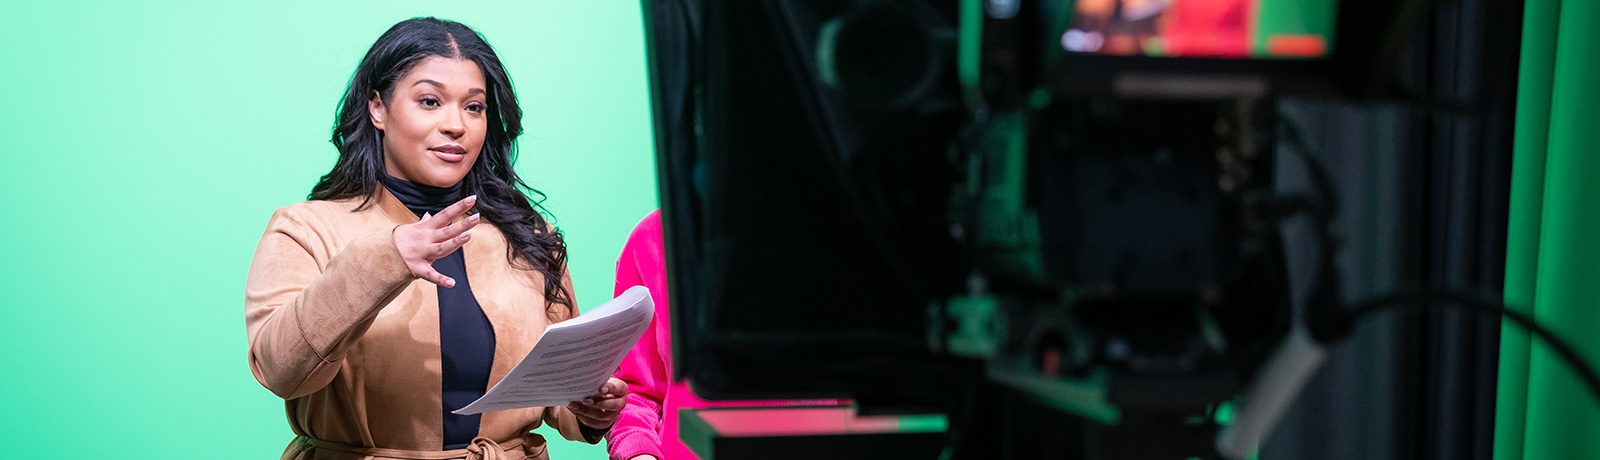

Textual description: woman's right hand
[393,195,480,288]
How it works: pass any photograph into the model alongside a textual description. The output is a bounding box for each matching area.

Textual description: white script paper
[452,285,655,415]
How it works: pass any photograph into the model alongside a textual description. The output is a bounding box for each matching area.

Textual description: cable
[1275,115,1351,343]
[1344,288,1600,405]
[1277,115,1600,402]
[1278,117,1340,221]
[936,361,984,460]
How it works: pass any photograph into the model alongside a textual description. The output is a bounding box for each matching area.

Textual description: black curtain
[1262,0,1522,459]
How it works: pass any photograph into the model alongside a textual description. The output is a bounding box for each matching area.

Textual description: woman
[245,17,625,460]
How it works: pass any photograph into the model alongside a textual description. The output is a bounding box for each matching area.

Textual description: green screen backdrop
[0,1,656,458]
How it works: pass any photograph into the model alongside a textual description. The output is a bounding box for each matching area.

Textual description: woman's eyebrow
[411,79,486,96]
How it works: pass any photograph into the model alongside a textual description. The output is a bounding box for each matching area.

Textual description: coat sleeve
[542,402,606,445]
[607,211,669,460]
[244,206,416,400]
[606,310,668,459]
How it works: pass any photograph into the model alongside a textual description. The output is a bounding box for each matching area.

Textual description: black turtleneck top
[381,174,496,450]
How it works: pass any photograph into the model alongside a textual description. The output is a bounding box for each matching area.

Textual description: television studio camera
[641,1,1439,458]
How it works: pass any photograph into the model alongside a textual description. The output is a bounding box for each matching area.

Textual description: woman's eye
[466,103,486,114]
[419,97,440,107]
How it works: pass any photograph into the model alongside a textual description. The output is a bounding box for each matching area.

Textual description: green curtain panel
[1497,0,1600,458]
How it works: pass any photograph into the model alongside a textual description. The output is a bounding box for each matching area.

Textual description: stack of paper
[453,285,655,415]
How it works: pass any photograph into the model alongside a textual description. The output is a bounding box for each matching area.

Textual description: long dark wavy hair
[310,17,572,317]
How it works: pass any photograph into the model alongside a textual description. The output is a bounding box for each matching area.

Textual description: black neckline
[381,174,463,218]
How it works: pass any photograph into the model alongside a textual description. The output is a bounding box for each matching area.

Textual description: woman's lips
[430,148,466,162]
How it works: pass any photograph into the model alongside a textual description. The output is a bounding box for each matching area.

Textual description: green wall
[0,1,656,458]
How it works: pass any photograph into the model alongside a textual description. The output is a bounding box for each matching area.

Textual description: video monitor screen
[1061,0,1338,59]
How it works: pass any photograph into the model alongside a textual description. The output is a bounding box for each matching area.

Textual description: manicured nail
[469,213,481,222]
[445,278,456,288]
[461,230,472,239]
[465,195,477,203]
[583,398,594,405]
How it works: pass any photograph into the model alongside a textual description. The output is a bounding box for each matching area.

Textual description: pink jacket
[605,210,698,460]
[607,211,844,460]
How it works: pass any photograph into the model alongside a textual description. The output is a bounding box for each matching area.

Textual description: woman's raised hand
[393,195,480,288]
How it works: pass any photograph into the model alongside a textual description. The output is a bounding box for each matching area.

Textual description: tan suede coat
[245,188,593,460]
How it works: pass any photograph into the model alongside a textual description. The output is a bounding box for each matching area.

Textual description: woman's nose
[440,108,466,137]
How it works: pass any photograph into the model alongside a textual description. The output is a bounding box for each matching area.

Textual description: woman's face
[370,56,488,188]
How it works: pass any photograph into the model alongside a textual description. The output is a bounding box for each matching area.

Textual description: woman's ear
[368,90,387,131]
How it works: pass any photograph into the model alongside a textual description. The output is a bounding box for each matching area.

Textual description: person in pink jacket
[604,210,698,460]
[605,210,840,460]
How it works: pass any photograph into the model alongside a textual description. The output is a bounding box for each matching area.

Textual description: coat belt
[294,433,546,460]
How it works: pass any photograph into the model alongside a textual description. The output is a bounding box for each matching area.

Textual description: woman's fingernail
[583,398,594,405]
[469,213,481,222]
[462,230,472,239]
[465,195,477,202]
[445,278,456,288]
